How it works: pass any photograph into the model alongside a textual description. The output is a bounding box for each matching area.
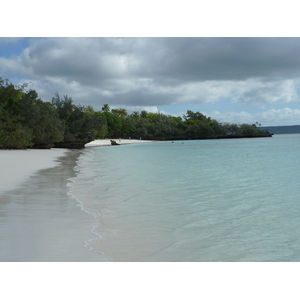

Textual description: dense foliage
[0,78,66,149]
[0,77,271,149]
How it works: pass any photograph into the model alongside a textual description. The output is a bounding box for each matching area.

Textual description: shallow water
[69,134,300,261]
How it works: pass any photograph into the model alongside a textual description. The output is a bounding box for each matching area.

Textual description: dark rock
[110,140,120,145]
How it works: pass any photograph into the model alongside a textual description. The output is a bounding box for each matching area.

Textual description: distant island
[0,77,272,149]
[260,125,300,134]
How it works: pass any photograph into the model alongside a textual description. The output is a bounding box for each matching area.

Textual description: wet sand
[0,149,109,261]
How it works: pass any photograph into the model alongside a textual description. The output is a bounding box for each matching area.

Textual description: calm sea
[69,134,300,261]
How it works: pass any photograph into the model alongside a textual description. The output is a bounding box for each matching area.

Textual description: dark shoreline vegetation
[0,77,272,149]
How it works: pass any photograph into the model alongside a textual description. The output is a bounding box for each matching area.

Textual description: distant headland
[0,77,272,149]
[260,125,300,135]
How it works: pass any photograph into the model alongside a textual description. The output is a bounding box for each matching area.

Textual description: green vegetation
[0,77,272,149]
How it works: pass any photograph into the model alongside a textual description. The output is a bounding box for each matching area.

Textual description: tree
[0,78,33,148]
[111,107,128,118]
[52,93,89,141]
[93,112,108,138]
[85,105,95,113]
[239,123,261,136]
[20,90,65,148]
[140,110,148,118]
[152,113,180,139]
[103,111,123,137]
[102,104,110,112]
[226,123,241,136]
[128,117,151,139]
[83,109,109,139]
[0,107,33,149]
[183,110,211,123]
[130,111,140,120]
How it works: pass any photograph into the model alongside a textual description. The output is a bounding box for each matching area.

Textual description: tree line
[0,77,271,149]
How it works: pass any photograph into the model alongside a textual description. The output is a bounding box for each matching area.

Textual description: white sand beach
[0,148,68,195]
[85,138,154,147]
[0,139,153,261]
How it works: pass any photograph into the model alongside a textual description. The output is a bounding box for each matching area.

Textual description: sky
[1,4,300,127]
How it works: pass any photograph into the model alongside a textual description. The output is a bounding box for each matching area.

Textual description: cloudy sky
[1,37,300,126]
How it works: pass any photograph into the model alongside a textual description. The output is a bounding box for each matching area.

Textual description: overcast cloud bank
[1,37,300,126]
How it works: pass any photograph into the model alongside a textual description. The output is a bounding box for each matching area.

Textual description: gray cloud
[130,37,300,82]
[11,37,300,81]
[1,37,300,112]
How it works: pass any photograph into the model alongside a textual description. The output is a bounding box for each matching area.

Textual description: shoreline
[0,149,110,261]
[0,139,154,261]
[0,139,153,196]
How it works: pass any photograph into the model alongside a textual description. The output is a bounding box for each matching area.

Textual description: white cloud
[209,110,254,124]
[259,108,300,125]
[0,56,27,76]
[159,81,234,104]
[231,79,299,105]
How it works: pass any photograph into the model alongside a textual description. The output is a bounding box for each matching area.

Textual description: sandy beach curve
[0,139,154,261]
[0,139,153,196]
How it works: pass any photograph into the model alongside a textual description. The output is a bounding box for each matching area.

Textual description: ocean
[69,134,300,261]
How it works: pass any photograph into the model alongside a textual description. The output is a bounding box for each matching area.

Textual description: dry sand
[0,148,68,195]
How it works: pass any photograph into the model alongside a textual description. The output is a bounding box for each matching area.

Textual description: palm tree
[102,104,110,112]
[140,110,148,118]
[111,108,128,118]
[130,111,140,120]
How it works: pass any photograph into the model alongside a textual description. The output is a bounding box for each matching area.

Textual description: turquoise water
[69,134,300,261]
